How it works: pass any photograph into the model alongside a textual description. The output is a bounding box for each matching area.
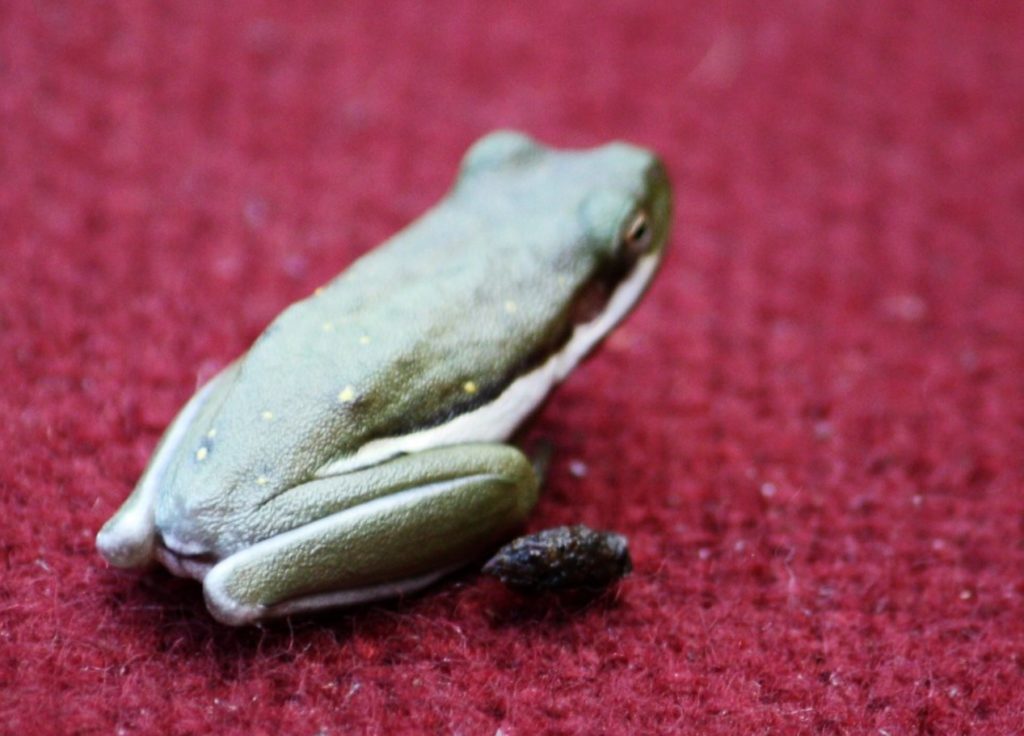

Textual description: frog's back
[158,131,669,530]
[227,190,589,464]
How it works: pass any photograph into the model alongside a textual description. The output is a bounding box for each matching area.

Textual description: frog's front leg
[203,443,538,625]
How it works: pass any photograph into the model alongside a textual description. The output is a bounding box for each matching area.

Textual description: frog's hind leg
[96,362,240,568]
[201,444,538,625]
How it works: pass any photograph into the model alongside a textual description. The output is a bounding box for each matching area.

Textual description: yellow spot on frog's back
[504,300,518,314]
[314,287,325,296]
[337,386,356,403]
[463,381,478,394]
[196,447,208,461]
[261,410,274,421]
[322,321,335,332]
[206,428,217,439]
[256,475,269,486]
[359,335,371,345]
[557,275,568,287]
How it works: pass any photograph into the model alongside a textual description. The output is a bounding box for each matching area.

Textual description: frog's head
[458,129,673,358]
[567,136,672,326]
[460,131,671,259]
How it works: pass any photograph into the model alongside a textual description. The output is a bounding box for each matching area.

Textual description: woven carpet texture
[2,1,1023,734]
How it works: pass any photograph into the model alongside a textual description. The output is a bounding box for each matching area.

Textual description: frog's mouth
[558,245,666,373]
[566,167,672,337]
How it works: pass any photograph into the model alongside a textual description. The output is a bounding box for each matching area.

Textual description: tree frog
[96,131,672,625]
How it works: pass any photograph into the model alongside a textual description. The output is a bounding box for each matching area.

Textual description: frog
[96,130,672,625]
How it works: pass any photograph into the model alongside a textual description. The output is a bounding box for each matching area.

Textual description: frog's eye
[622,210,653,256]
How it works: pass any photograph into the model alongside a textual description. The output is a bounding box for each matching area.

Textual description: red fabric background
[2,1,1023,733]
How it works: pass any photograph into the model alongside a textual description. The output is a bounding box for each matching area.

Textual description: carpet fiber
[2,1,1023,733]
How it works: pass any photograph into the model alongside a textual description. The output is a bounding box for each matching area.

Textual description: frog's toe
[202,567,265,626]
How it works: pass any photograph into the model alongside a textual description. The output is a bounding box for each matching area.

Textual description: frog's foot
[201,443,538,626]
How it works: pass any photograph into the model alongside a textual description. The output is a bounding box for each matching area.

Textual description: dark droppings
[482,525,632,592]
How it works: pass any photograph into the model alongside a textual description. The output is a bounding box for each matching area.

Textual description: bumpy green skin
[206,444,538,609]
[96,131,672,625]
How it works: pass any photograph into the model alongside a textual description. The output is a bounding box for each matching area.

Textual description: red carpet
[2,1,1023,733]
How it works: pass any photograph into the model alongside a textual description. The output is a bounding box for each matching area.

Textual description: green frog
[96,130,672,625]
